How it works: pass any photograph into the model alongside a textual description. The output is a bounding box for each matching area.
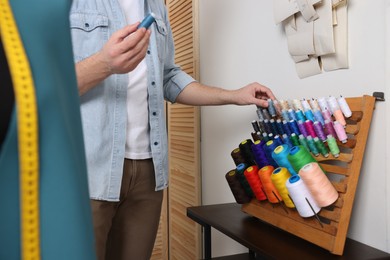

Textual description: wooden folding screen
[152,0,201,259]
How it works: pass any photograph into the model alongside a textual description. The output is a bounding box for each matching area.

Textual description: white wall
[199,0,389,257]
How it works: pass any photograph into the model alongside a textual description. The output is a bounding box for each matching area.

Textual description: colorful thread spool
[264,140,279,168]
[239,139,256,166]
[306,136,319,156]
[314,137,329,157]
[321,108,332,122]
[327,135,340,158]
[299,162,339,207]
[251,140,270,168]
[271,167,295,208]
[244,166,267,201]
[231,147,246,166]
[290,133,300,146]
[285,175,321,217]
[262,108,271,120]
[333,121,348,143]
[272,145,297,175]
[324,119,337,138]
[282,120,292,136]
[251,120,260,133]
[304,120,317,138]
[256,107,265,120]
[273,100,283,117]
[298,134,310,152]
[287,109,297,121]
[282,133,293,148]
[337,95,352,118]
[295,109,306,122]
[317,97,330,113]
[281,109,290,121]
[313,109,325,126]
[288,120,300,136]
[328,96,346,127]
[309,98,320,111]
[297,120,309,137]
[268,99,277,117]
[287,145,317,173]
[235,163,254,197]
[313,121,326,142]
[304,109,315,122]
[258,166,282,203]
[225,169,252,204]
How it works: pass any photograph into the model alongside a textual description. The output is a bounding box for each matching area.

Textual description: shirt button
[152,112,157,116]
[151,81,155,86]
[147,50,151,54]
[85,23,89,28]
[154,142,158,146]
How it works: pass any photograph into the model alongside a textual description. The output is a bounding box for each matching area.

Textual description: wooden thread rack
[241,95,376,255]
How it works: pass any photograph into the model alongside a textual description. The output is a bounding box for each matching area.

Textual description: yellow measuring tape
[0,1,41,259]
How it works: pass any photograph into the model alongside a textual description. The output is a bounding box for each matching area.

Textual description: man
[70,0,276,259]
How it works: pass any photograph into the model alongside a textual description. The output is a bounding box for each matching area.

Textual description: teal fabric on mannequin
[0,1,96,259]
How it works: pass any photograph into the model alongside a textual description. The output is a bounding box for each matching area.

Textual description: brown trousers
[91,159,163,260]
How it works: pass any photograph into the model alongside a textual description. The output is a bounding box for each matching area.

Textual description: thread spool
[258,166,282,203]
[282,133,293,148]
[262,108,271,120]
[337,95,352,118]
[292,99,304,111]
[239,139,256,165]
[304,109,315,122]
[251,120,260,133]
[282,120,292,136]
[271,167,295,208]
[333,109,347,127]
[304,120,317,138]
[306,136,319,156]
[298,134,310,152]
[231,147,246,166]
[301,98,311,112]
[287,145,317,173]
[313,109,325,126]
[324,119,337,138]
[225,169,252,204]
[309,98,320,111]
[317,97,330,112]
[290,133,300,146]
[288,120,301,136]
[333,121,348,143]
[327,135,340,157]
[279,100,290,110]
[264,140,279,168]
[328,96,346,127]
[314,137,329,157]
[267,99,277,117]
[235,163,254,197]
[270,119,278,135]
[273,135,283,147]
[313,121,327,142]
[256,107,265,121]
[297,120,308,137]
[286,175,321,217]
[272,145,297,175]
[321,108,332,122]
[273,100,283,117]
[251,131,261,142]
[244,166,267,201]
[251,140,269,168]
[287,109,297,121]
[299,162,339,207]
[295,109,306,122]
[281,109,290,121]
[276,119,284,136]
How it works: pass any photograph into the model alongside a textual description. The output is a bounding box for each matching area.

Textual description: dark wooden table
[187,203,390,260]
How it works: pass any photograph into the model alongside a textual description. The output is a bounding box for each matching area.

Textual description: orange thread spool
[299,162,339,207]
[258,166,281,203]
[244,165,267,201]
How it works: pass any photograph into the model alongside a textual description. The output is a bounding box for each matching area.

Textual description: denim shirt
[70,0,195,201]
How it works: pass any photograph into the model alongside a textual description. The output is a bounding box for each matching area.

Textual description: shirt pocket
[70,11,109,62]
[154,17,168,62]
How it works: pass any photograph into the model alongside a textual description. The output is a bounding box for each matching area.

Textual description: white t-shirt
[118,0,151,159]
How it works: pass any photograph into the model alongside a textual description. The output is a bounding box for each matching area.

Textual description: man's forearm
[76,52,112,96]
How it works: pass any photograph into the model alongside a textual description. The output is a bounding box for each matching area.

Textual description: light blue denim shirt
[70,0,195,201]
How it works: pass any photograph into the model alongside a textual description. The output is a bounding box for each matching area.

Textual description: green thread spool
[306,136,319,156]
[314,137,329,157]
[290,133,300,146]
[327,135,340,157]
[298,134,310,152]
[287,145,317,173]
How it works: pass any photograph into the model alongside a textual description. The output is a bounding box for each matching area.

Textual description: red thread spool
[244,165,267,201]
[258,166,281,203]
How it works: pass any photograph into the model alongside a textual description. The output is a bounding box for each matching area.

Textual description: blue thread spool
[272,144,297,175]
[282,120,292,136]
[295,109,306,122]
[313,109,325,126]
[288,120,301,136]
[304,109,315,122]
[287,109,297,121]
[138,13,156,29]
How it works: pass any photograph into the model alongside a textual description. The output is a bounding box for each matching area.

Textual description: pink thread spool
[333,121,348,143]
[299,162,339,207]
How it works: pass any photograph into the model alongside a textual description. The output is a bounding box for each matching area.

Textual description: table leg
[204,225,211,259]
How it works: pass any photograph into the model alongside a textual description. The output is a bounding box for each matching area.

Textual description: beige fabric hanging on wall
[273,0,348,78]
